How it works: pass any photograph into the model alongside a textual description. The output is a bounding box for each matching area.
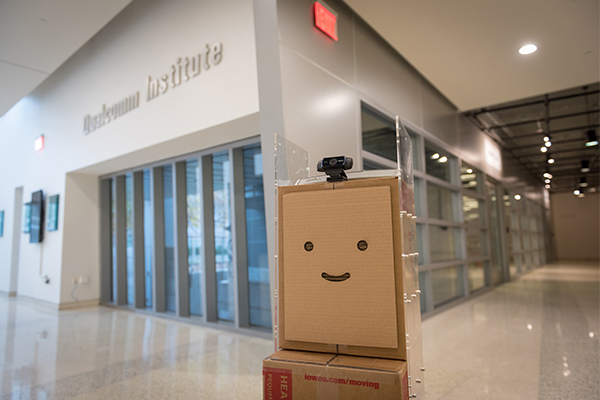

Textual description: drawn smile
[321,272,351,282]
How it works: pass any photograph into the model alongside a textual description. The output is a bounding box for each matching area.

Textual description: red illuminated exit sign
[314,1,338,41]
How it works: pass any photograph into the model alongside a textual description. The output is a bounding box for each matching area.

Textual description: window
[361,104,420,171]
[126,174,134,305]
[143,170,153,308]
[243,145,271,328]
[213,152,234,322]
[163,165,176,313]
[425,143,456,183]
[431,265,462,307]
[102,141,270,332]
[186,159,203,316]
[428,183,458,221]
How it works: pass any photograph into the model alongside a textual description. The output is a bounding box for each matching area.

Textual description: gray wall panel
[132,171,146,309]
[278,0,356,85]
[99,179,112,303]
[458,115,486,169]
[353,17,423,125]
[421,78,459,148]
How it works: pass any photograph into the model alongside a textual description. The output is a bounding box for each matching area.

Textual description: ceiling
[0,0,598,193]
[344,0,599,112]
[0,0,134,117]
[465,83,599,194]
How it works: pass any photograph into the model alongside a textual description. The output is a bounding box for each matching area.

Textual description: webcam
[317,156,353,182]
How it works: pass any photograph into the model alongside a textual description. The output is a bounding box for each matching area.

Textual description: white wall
[551,192,600,261]
[0,0,260,304]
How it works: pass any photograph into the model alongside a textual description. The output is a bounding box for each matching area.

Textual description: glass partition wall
[100,139,271,331]
[361,103,548,314]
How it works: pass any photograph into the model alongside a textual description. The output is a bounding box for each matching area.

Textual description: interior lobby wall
[275,0,499,179]
[0,0,260,305]
[551,192,600,261]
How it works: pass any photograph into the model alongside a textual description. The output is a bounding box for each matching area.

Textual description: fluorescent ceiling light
[519,44,537,55]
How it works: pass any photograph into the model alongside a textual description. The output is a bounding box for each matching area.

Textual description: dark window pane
[213,152,234,321]
[429,226,461,263]
[460,162,479,191]
[244,145,271,328]
[163,165,176,313]
[427,183,457,221]
[425,144,454,182]
[432,266,462,307]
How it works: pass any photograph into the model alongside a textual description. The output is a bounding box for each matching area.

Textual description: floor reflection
[1,261,598,399]
[0,300,273,400]
[423,261,599,400]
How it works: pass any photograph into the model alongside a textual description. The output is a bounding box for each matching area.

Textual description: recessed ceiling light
[581,160,590,173]
[519,44,537,55]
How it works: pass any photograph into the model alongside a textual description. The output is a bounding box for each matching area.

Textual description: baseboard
[59,298,99,310]
[16,294,61,311]
[6,294,99,311]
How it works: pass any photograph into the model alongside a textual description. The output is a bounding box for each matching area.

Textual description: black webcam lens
[357,240,368,251]
[304,241,314,251]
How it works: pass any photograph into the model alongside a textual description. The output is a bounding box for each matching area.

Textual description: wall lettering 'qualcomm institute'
[83,92,140,135]
[82,42,223,135]
[147,42,223,101]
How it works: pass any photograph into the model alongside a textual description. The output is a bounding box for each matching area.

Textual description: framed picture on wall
[47,195,59,232]
[0,210,4,237]
[23,202,31,234]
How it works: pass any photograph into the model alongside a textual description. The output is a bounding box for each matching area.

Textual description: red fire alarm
[314,1,338,41]
[34,135,44,152]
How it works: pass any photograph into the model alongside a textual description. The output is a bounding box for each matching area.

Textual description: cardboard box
[277,176,408,360]
[263,350,408,400]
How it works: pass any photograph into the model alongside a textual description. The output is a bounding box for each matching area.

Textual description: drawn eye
[357,240,368,251]
[304,241,314,251]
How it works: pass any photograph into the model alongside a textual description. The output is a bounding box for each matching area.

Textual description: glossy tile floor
[1,260,598,399]
[423,260,599,400]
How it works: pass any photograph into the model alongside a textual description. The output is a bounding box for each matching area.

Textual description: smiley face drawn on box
[281,185,398,349]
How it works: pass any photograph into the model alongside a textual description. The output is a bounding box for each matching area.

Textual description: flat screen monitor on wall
[30,190,44,243]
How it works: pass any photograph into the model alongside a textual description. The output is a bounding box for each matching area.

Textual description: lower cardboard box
[262,350,408,400]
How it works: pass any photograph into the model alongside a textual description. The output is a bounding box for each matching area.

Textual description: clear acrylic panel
[274,117,423,398]
[274,134,310,187]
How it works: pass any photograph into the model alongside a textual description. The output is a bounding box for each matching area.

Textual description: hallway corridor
[0,261,598,399]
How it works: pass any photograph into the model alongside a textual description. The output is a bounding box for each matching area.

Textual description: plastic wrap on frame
[396,117,415,216]
[273,134,310,351]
